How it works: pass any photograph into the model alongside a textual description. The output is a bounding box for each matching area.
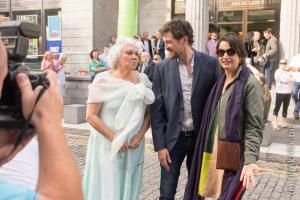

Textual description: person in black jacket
[243,31,257,66]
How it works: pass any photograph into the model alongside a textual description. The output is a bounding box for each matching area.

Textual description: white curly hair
[107,37,141,69]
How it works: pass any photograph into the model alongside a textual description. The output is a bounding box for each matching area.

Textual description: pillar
[185,0,209,52]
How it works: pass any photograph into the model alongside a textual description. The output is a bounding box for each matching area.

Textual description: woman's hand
[128,134,143,149]
[119,143,128,153]
[240,163,259,189]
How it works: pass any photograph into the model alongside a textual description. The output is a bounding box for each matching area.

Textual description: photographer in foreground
[0,39,82,199]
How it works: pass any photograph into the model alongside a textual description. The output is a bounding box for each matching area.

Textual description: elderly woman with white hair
[83,38,155,200]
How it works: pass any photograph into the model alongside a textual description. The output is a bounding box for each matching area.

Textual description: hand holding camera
[0,21,50,129]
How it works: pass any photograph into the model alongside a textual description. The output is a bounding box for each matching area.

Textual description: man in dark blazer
[142,32,153,58]
[139,52,155,81]
[151,19,220,200]
[154,31,166,59]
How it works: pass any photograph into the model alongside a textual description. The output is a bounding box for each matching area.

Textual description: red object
[233,182,245,200]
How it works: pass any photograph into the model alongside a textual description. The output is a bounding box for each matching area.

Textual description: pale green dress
[83,71,154,200]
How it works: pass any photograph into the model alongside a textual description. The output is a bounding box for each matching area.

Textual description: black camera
[0,21,49,128]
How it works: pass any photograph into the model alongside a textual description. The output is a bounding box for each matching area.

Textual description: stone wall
[63,75,91,105]
[138,0,172,35]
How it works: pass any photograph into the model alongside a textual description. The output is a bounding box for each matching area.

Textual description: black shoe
[294,112,299,120]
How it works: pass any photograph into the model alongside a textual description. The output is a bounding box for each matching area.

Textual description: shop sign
[218,0,281,10]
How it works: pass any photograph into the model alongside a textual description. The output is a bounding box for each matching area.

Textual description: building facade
[0,0,61,55]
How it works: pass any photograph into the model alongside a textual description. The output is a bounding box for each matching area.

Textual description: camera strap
[10,81,49,154]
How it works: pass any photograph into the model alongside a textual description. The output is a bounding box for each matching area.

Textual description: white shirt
[177,53,195,131]
[289,54,300,82]
[0,139,39,190]
[275,68,294,94]
[143,40,151,55]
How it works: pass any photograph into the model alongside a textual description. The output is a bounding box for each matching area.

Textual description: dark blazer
[139,59,155,82]
[151,51,220,151]
[156,38,165,59]
[142,39,153,57]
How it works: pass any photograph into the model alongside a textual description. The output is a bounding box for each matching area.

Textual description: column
[279,0,300,60]
[61,0,118,73]
[117,0,138,37]
[185,0,209,52]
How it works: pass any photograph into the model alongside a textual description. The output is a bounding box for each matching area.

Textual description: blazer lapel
[192,52,202,96]
[171,59,183,98]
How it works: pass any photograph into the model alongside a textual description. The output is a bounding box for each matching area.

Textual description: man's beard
[167,51,178,59]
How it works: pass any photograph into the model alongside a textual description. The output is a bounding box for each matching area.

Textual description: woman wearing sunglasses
[272,59,294,130]
[185,32,263,200]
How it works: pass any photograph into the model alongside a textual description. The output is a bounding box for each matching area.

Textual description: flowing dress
[83,71,154,200]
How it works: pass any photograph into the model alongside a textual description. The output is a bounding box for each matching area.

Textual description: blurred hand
[16,71,63,128]
[158,148,172,171]
[119,143,128,153]
[240,163,261,189]
[128,134,142,149]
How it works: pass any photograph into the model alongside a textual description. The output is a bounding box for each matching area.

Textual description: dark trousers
[264,60,275,90]
[292,82,300,113]
[159,134,196,200]
[273,93,291,117]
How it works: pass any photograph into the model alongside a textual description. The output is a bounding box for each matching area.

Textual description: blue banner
[46,16,62,53]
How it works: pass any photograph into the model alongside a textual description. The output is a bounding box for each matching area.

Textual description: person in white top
[272,58,294,130]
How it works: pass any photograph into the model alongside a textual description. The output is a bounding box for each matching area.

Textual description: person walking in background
[83,38,154,200]
[253,31,262,71]
[206,31,219,58]
[139,52,155,82]
[272,58,294,130]
[108,35,117,48]
[154,31,165,59]
[257,73,272,124]
[262,28,279,90]
[87,48,105,81]
[151,19,220,200]
[54,53,67,97]
[288,54,300,120]
[243,31,257,66]
[142,32,153,58]
[99,46,110,69]
[40,51,53,71]
[185,32,263,200]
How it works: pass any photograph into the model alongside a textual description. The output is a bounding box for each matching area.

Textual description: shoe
[294,112,299,120]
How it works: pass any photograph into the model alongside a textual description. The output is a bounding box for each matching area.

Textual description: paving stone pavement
[65,128,300,200]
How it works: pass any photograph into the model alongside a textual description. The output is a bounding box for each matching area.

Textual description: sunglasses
[153,58,160,60]
[280,62,287,65]
[216,48,236,57]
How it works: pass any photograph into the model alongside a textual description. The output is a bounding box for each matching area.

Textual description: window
[218,11,243,23]
[248,10,275,22]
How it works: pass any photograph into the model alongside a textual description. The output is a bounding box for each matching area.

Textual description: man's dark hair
[216,32,247,63]
[160,19,194,45]
[264,28,273,34]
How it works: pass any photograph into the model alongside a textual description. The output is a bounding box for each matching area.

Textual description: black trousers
[273,93,291,117]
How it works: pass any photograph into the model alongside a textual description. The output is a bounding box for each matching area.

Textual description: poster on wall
[46,16,62,53]
[16,15,39,55]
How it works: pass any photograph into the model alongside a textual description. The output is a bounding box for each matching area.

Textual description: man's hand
[158,148,172,171]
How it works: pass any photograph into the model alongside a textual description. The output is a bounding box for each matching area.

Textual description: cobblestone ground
[65,128,300,200]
